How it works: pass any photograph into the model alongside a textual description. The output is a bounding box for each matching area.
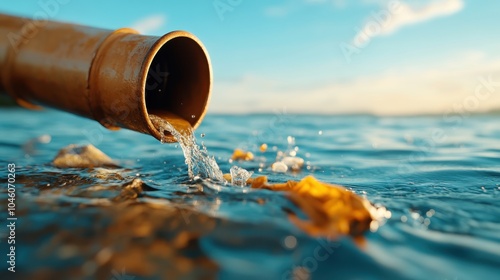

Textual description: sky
[1,0,500,115]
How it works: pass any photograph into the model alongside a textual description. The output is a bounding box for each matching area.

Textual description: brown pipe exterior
[0,13,212,142]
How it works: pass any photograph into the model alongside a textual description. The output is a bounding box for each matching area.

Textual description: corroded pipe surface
[0,13,212,142]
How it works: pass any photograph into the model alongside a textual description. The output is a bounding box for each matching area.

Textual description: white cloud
[353,0,464,44]
[131,14,167,34]
[210,54,500,115]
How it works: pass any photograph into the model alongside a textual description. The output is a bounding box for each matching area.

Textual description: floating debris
[250,175,374,237]
[271,156,304,173]
[271,161,288,173]
[52,144,117,168]
[112,179,156,202]
[230,148,254,161]
[222,172,375,237]
[259,143,268,153]
[269,137,305,173]
[281,156,304,171]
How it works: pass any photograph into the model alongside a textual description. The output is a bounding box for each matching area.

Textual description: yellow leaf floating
[249,175,374,238]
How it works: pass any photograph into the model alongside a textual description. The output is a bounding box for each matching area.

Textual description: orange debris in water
[259,143,268,153]
[222,173,232,182]
[230,149,254,161]
[250,175,373,238]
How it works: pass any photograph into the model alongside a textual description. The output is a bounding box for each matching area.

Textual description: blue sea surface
[0,108,499,279]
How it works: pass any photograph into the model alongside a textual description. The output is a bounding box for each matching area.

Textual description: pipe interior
[145,37,210,128]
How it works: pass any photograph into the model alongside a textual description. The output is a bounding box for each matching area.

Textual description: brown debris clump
[250,175,374,238]
[230,148,254,161]
[52,144,118,168]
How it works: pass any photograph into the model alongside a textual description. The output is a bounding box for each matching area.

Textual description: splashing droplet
[230,166,253,187]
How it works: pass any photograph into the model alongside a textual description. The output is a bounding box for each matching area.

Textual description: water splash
[149,114,224,182]
[229,166,253,187]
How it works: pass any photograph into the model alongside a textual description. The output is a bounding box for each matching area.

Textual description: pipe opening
[145,36,210,130]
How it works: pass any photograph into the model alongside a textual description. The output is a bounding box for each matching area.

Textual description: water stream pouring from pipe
[149,114,225,181]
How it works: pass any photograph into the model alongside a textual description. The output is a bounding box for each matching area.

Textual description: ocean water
[0,108,499,280]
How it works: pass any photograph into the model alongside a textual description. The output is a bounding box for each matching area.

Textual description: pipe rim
[140,31,212,142]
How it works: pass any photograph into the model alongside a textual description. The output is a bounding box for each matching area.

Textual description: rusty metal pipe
[0,13,212,142]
